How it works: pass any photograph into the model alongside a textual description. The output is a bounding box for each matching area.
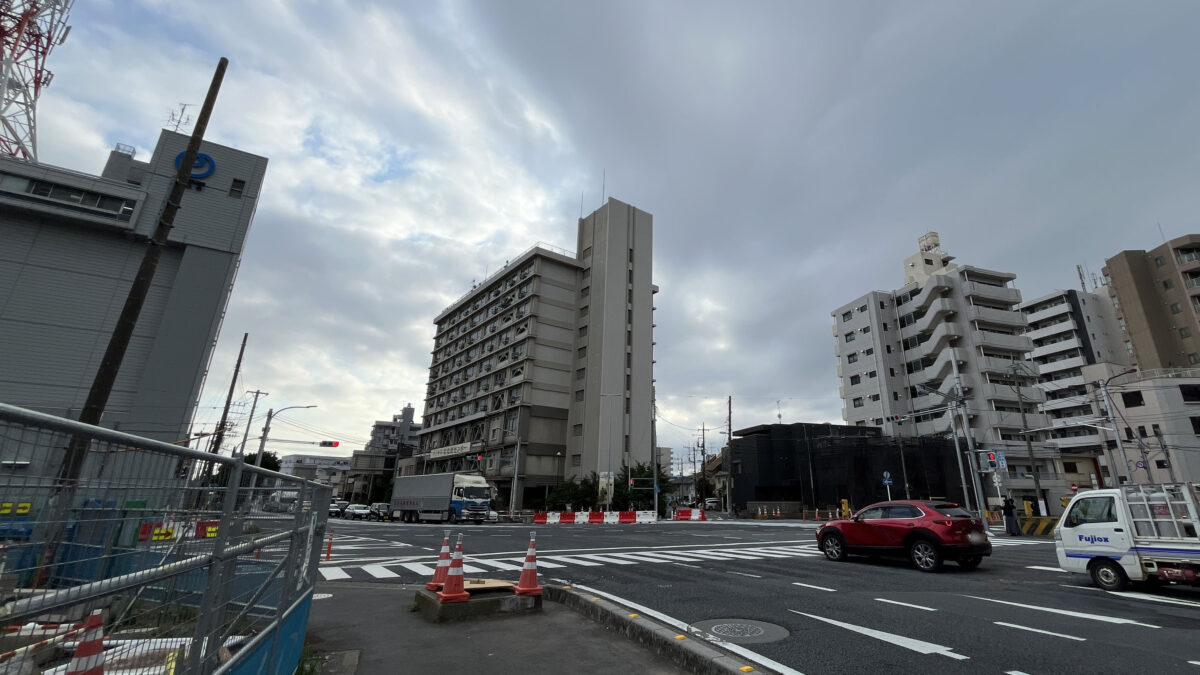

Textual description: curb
[545,585,773,675]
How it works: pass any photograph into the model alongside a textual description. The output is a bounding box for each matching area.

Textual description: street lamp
[252,405,317,471]
[504,428,522,514]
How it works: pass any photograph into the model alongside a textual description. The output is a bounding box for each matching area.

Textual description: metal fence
[0,402,330,674]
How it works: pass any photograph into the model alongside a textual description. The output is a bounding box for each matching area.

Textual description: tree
[257,451,281,473]
[613,462,674,513]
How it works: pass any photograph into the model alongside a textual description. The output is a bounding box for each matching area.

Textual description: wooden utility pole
[209,333,248,459]
[1013,366,1045,515]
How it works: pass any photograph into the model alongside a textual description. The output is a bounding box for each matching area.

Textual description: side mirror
[852,514,862,522]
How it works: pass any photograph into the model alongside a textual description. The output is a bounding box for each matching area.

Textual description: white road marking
[790,611,967,660]
[994,621,1085,641]
[729,571,763,578]
[793,582,836,592]
[673,562,702,569]
[875,598,936,612]
[1107,591,1200,608]
[505,556,565,568]
[1027,565,1067,572]
[399,562,436,576]
[1006,671,1033,674]
[628,551,711,562]
[541,555,603,567]
[736,547,814,558]
[963,595,1160,628]
[362,565,399,579]
[688,550,763,560]
[319,567,350,581]
[574,583,804,675]
[605,552,675,564]
[1061,585,1103,592]
[1188,661,1200,666]
[468,559,524,571]
[576,554,638,565]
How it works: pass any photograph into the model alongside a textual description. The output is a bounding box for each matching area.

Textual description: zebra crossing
[316,537,1053,582]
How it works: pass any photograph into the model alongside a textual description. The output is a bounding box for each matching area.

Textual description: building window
[863,348,873,355]
[581,286,590,297]
[858,304,867,313]
[629,248,634,263]
[1120,391,1144,407]
[852,397,864,408]
[893,392,899,401]
[579,326,588,337]
[841,311,852,322]
[1190,353,1200,365]
[850,375,861,385]
[571,454,581,467]
[576,368,585,380]
[1182,327,1192,339]
[582,246,592,258]
[1137,426,1147,438]
[573,424,583,436]
[861,325,871,334]
[1171,302,1182,314]
[1156,459,1169,469]
[575,389,584,402]
[1180,384,1200,402]
[1124,427,1133,440]
[844,332,856,343]
[1192,417,1200,434]
[579,306,589,317]
[1163,279,1174,290]
[879,301,886,309]
[882,322,889,331]
[578,346,587,358]
[885,345,892,354]
[847,353,858,364]
[868,371,877,378]
[889,367,896,377]
[229,179,245,198]
[1154,255,1165,267]
[869,394,880,401]
[1063,461,1078,473]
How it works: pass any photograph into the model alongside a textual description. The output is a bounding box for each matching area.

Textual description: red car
[815,500,992,572]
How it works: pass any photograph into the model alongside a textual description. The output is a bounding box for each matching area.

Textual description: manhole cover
[689,619,789,644]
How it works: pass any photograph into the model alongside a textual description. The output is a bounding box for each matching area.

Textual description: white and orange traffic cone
[513,531,542,596]
[425,530,452,591]
[65,610,104,675]
[436,534,470,603]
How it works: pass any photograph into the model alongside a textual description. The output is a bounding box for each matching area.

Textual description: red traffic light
[629,478,635,486]
[987,452,996,461]
[318,441,339,447]
[476,455,483,461]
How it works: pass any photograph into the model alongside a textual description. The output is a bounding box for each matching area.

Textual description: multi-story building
[416,198,656,509]
[1083,365,1200,484]
[1,131,266,482]
[280,454,351,482]
[348,405,422,500]
[1019,289,1130,489]
[831,232,1058,512]
[1103,234,1200,369]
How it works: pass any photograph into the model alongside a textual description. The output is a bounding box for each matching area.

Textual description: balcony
[976,355,1019,374]
[978,381,1046,404]
[1027,319,1076,342]
[900,297,957,340]
[966,304,1024,326]
[1040,396,1093,414]
[1051,433,1104,450]
[1024,302,1071,325]
[910,278,954,312]
[909,322,964,357]
[1031,337,1081,360]
[909,348,963,388]
[964,281,1021,305]
[971,330,1033,353]
[1040,355,1088,376]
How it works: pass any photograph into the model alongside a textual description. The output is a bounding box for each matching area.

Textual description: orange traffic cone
[425,530,452,591]
[66,610,104,675]
[513,531,542,596]
[775,506,781,519]
[436,534,471,603]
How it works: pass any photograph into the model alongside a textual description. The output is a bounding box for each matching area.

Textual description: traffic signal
[475,455,483,462]
[318,441,339,447]
[629,477,635,486]
[986,452,997,470]
[886,415,906,424]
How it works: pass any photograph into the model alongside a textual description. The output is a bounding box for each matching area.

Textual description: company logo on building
[174,151,216,179]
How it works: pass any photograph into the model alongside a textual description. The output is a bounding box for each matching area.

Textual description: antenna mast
[0,0,73,161]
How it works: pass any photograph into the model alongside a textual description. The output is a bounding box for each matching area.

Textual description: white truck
[390,472,493,524]
[1055,483,1200,591]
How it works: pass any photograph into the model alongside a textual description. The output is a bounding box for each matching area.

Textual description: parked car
[815,500,991,572]
[328,504,343,518]
[343,504,371,520]
[333,500,349,516]
[368,502,392,521]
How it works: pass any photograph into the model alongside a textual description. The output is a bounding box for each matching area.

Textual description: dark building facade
[728,422,969,511]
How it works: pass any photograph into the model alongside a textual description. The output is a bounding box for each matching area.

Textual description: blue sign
[175,151,216,179]
[882,477,894,486]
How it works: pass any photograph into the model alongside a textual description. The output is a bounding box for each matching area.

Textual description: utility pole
[727,394,733,512]
[951,359,986,514]
[209,333,248,459]
[1012,364,1045,516]
[1099,374,1134,485]
[37,58,230,583]
[237,389,268,456]
[1152,428,1179,483]
[651,395,659,516]
[1090,382,1120,487]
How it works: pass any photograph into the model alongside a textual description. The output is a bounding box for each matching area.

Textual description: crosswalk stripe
[503,556,566,568]
[362,565,399,578]
[319,567,351,581]
[624,551,710,562]
[737,548,814,558]
[689,550,764,560]
[470,559,524,571]
[541,555,603,567]
[576,554,638,565]
[606,552,675,563]
[399,562,436,576]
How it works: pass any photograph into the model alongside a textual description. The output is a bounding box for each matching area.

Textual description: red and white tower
[0,0,73,161]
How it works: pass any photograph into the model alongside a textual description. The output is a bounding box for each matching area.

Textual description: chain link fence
[0,402,329,674]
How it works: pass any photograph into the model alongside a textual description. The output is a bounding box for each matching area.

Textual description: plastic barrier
[674,509,692,521]
[588,511,604,524]
[545,512,560,524]
[533,513,547,524]
[635,511,657,523]
[558,512,575,524]
[603,511,619,524]
[617,511,635,524]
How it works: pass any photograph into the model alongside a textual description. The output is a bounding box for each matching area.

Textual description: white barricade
[546,512,560,524]
[603,511,619,524]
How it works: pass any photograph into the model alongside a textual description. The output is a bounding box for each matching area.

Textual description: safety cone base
[436,588,470,603]
[424,581,444,591]
[513,584,542,597]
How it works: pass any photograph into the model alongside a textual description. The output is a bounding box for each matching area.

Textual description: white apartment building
[1020,289,1130,491]
[417,198,656,509]
[832,232,1058,512]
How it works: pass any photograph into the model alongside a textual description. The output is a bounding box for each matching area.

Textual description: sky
[33,0,1200,468]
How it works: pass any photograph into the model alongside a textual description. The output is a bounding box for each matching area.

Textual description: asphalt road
[317,517,1200,674]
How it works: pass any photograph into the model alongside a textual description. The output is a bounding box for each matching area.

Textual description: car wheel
[908,539,942,572]
[957,555,983,570]
[820,533,846,562]
[1089,558,1128,591]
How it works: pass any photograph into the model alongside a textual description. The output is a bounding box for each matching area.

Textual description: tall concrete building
[1,131,267,454]
[348,405,422,500]
[832,232,1056,511]
[416,198,656,509]
[1103,234,1200,369]
[1019,289,1130,490]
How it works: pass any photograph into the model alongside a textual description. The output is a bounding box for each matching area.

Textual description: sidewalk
[305,582,688,675]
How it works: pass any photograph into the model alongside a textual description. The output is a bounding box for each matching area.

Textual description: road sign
[1071,483,1078,493]
[992,473,1001,487]
[883,471,891,480]
[882,477,893,486]
[996,451,1007,470]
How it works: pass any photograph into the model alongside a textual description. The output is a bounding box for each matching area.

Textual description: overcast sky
[36,1,1200,467]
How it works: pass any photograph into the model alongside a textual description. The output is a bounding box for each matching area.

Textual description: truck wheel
[447,511,456,524]
[1089,559,1128,591]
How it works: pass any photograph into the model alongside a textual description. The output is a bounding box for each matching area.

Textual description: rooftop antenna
[601,169,606,207]
[776,400,782,424]
[1076,264,1088,293]
[1158,221,1167,244]
[167,103,196,132]
[579,190,585,219]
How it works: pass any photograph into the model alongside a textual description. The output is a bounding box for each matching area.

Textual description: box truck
[390,472,492,523]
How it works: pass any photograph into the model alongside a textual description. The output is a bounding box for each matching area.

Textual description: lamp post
[253,405,317,470]
[505,429,522,514]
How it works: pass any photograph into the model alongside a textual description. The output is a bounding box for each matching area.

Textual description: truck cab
[1056,484,1200,591]
[451,473,492,523]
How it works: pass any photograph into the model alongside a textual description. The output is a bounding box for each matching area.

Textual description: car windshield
[463,487,490,500]
[927,503,972,518]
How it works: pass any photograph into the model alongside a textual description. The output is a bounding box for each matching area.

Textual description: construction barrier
[1019,516,1058,536]
[672,509,707,521]
[530,511,655,524]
